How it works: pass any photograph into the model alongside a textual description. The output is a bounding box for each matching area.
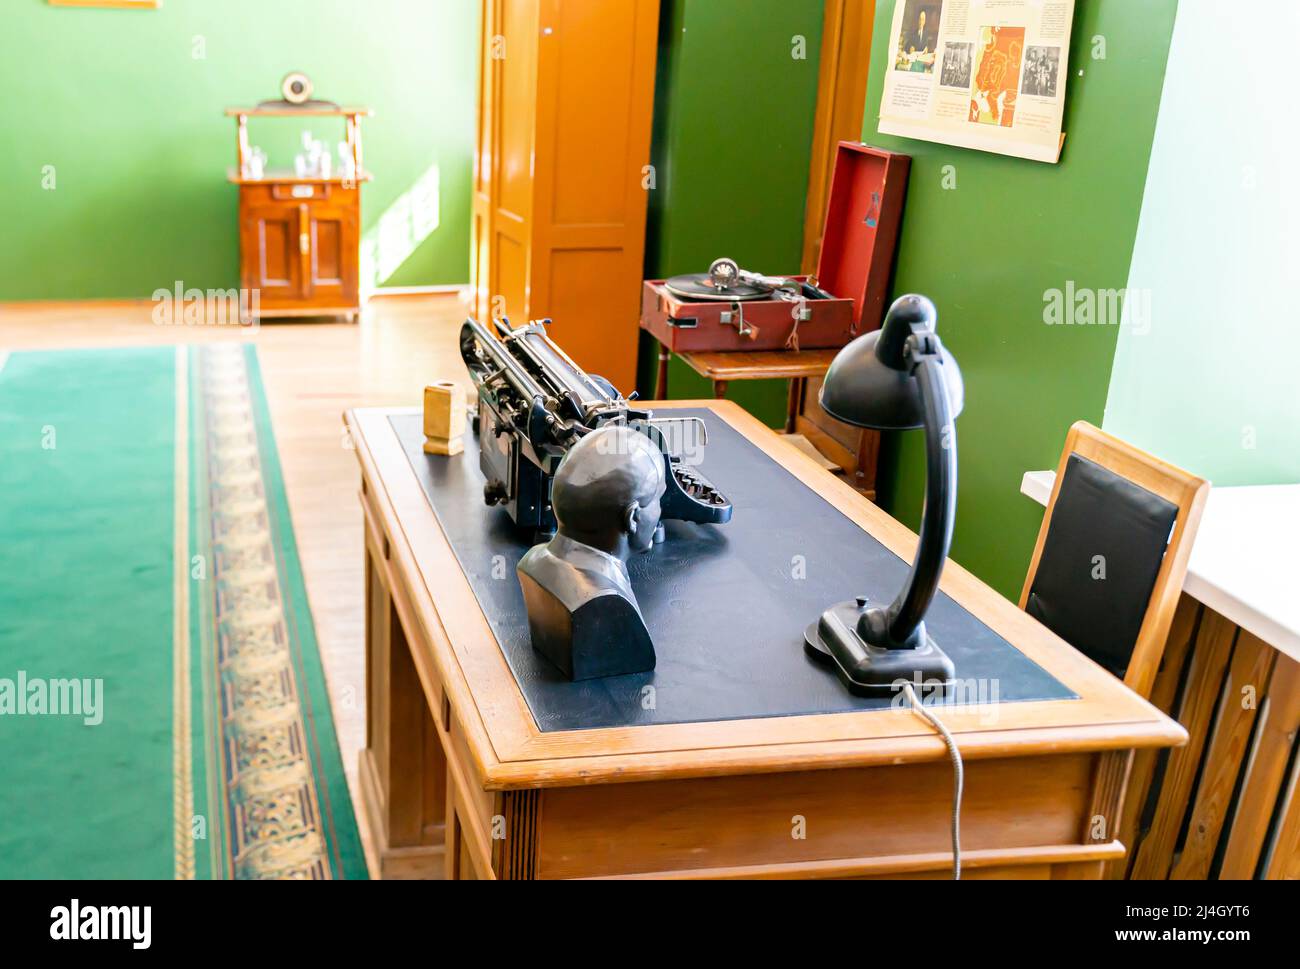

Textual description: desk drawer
[529,753,1093,879]
[239,181,359,207]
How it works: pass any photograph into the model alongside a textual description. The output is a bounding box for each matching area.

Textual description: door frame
[801,0,877,276]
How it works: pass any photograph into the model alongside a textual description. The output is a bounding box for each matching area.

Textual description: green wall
[1104,0,1300,487]
[641,0,825,425]
[862,0,1180,597]
[0,0,479,301]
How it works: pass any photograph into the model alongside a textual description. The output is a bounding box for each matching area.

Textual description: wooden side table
[657,348,838,431]
[654,345,878,495]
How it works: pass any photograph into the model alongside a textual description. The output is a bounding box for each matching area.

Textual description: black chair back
[1025,453,1178,678]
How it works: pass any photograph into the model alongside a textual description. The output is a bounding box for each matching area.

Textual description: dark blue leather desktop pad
[390,410,1074,732]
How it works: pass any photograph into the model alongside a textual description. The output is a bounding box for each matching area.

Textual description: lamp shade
[819,295,964,431]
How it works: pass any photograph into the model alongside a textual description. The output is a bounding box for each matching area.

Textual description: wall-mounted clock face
[281,72,313,105]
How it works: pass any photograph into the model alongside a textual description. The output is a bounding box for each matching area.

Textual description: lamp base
[803,598,955,696]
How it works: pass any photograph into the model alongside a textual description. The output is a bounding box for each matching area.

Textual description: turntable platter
[663,273,773,302]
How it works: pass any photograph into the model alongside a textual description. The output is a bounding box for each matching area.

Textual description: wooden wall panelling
[1106,597,1300,881]
[1107,594,1201,878]
[1263,745,1300,879]
[1170,632,1277,878]
[1130,609,1238,879]
[1219,652,1300,878]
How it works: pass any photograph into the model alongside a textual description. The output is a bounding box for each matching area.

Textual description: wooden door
[303,195,360,308]
[472,0,659,392]
[529,0,658,391]
[241,201,302,307]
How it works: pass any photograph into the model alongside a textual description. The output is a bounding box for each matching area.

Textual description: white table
[1021,474,1300,664]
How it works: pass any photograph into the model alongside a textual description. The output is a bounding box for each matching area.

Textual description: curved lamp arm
[884,336,957,646]
[805,295,960,693]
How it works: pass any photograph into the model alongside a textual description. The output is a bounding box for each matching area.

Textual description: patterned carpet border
[187,344,365,880]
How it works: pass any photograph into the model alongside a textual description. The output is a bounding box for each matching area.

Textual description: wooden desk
[347,401,1185,880]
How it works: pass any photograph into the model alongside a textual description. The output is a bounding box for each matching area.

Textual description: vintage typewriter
[460,317,733,538]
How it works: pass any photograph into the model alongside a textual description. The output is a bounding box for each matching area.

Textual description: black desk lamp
[804,294,964,695]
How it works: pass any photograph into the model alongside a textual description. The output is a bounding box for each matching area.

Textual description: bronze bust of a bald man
[517,425,666,680]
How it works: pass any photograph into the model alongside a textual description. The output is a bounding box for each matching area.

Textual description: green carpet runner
[0,344,365,879]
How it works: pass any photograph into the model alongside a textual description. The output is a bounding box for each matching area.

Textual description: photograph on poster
[940,41,973,88]
[1022,45,1062,97]
[893,0,944,73]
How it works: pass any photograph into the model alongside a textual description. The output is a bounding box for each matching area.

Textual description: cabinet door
[241,203,302,306]
[303,198,360,307]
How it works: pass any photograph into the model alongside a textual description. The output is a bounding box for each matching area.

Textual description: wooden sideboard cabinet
[236,180,361,319]
[226,103,372,322]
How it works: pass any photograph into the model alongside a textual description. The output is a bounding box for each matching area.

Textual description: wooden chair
[1020,421,1209,700]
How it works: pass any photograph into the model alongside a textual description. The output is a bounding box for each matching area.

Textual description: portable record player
[641,142,910,354]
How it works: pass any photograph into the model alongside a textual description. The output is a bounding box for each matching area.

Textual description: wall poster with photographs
[878,0,1075,163]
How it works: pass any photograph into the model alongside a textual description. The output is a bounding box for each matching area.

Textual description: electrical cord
[901,681,964,880]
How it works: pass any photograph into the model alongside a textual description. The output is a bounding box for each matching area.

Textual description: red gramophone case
[640,142,910,354]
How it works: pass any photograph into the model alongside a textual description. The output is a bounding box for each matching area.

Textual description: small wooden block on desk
[423,382,466,456]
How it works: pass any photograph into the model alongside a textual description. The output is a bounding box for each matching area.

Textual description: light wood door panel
[474,0,537,325]
[471,0,658,391]
[530,0,657,391]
